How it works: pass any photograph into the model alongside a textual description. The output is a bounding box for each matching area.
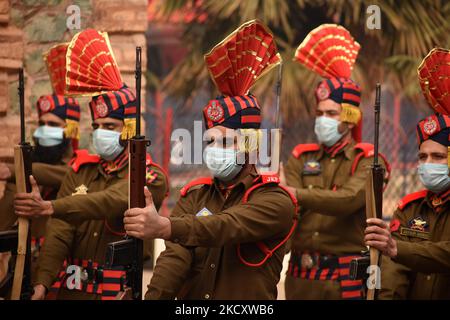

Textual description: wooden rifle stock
[366,84,384,300]
[11,69,33,300]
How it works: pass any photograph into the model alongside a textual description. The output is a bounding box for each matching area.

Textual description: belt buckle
[301,253,314,269]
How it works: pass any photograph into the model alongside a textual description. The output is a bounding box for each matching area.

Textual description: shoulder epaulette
[180,177,213,197]
[291,143,320,158]
[69,149,100,173]
[352,143,392,180]
[354,142,375,157]
[397,190,428,211]
[145,154,170,197]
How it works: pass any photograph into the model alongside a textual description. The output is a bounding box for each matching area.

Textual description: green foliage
[157,0,450,121]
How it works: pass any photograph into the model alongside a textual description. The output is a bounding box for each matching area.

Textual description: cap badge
[206,101,224,122]
[95,101,109,118]
[39,97,52,112]
[423,117,437,136]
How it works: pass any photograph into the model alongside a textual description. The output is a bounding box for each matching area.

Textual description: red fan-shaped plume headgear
[203,20,282,130]
[294,24,362,142]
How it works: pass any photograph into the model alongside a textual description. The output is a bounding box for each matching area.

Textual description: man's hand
[123,187,171,240]
[365,218,398,258]
[14,175,53,218]
[31,284,46,300]
[0,163,11,180]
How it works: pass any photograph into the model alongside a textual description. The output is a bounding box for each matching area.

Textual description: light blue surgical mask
[418,163,450,194]
[314,116,344,147]
[92,128,124,161]
[204,147,243,182]
[33,125,64,147]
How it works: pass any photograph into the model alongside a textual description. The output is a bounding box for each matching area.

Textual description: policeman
[366,48,450,299]
[281,24,389,300]
[13,29,168,300]
[123,20,297,300]
[0,43,81,285]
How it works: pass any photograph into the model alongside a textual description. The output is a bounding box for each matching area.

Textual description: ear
[347,122,355,130]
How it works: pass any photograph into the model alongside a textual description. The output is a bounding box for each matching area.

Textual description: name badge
[196,207,213,217]
[400,227,430,240]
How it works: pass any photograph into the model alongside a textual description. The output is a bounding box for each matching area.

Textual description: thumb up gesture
[124,187,171,240]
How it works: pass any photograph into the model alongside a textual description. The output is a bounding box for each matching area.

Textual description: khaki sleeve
[145,192,195,300]
[34,169,78,290]
[51,164,168,224]
[285,155,304,188]
[295,156,383,216]
[34,217,75,290]
[378,209,412,300]
[7,163,68,188]
[394,240,450,274]
[169,186,295,247]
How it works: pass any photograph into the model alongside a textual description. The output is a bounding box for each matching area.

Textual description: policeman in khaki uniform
[123,21,297,300]
[13,29,168,300]
[281,24,389,300]
[0,43,82,283]
[365,48,450,299]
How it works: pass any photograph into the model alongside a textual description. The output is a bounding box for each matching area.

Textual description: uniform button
[204,294,210,299]
[426,275,431,280]
[308,185,313,190]
[210,263,215,269]
[313,231,319,237]
[331,158,336,163]
[93,232,98,237]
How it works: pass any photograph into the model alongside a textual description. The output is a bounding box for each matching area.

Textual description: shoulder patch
[292,143,320,159]
[69,149,100,173]
[260,173,280,184]
[180,177,213,197]
[397,190,428,211]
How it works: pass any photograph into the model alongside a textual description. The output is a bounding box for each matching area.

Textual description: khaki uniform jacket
[284,141,387,256]
[379,190,450,300]
[146,168,296,300]
[35,153,168,299]
[0,162,69,234]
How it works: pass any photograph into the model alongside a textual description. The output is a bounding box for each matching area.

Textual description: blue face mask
[92,129,124,161]
[314,116,343,147]
[204,147,243,182]
[418,163,450,194]
[33,125,64,147]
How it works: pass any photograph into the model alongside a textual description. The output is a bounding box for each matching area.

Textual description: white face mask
[204,146,243,182]
[33,125,64,147]
[418,163,450,193]
[314,116,344,147]
[92,128,124,161]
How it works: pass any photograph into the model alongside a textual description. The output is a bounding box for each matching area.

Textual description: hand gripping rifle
[365,84,384,300]
[10,69,33,300]
[105,47,149,300]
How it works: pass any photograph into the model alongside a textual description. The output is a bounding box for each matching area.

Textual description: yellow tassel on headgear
[64,119,80,140]
[121,118,137,140]
[448,146,450,168]
[340,103,362,124]
[237,129,263,153]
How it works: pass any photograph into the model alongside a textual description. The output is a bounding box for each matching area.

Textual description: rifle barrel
[374,83,381,166]
[135,47,142,137]
[19,69,25,144]
[275,63,283,129]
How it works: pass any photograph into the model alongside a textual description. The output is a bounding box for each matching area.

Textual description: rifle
[365,84,384,300]
[269,63,283,173]
[11,69,33,300]
[105,47,149,300]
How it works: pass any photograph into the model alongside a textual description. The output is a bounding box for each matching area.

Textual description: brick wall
[0,0,148,196]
